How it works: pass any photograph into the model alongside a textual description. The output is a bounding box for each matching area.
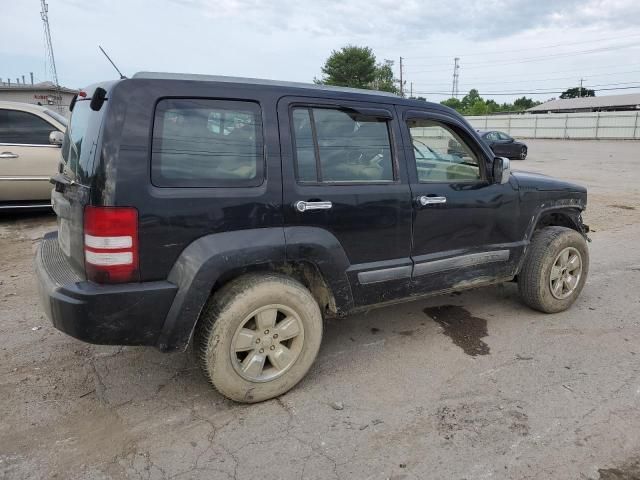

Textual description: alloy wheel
[549,247,582,300]
[230,304,305,382]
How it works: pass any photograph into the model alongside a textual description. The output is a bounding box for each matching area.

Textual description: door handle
[0,152,19,159]
[416,195,447,206]
[295,200,333,212]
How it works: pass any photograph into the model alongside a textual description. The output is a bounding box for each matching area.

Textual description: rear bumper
[35,232,178,347]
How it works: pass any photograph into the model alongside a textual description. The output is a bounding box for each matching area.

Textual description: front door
[398,108,522,294]
[0,108,60,203]
[278,97,413,307]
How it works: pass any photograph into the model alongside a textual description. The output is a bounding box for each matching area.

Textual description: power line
[405,41,640,73]
[411,68,640,88]
[412,84,640,96]
[398,32,640,60]
[414,80,640,94]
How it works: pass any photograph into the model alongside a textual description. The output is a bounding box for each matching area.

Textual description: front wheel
[194,274,323,403]
[518,226,589,313]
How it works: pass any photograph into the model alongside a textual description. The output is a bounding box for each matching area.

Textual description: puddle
[424,305,489,356]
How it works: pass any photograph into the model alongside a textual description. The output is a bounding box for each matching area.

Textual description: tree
[560,87,595,99]
[440,97,462,111]
[371,59,399,94]
[513,96,540,110]
[317,45,377,89]
[460,89,482,111]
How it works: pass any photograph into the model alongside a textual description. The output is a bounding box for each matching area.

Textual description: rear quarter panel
[101,79,285,281]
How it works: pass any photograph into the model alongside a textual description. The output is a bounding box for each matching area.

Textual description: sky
[2,0,640,104]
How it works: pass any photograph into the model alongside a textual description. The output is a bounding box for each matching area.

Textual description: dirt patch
[424,305,489,356]
[598,459,640,480]
[609,204,637,211]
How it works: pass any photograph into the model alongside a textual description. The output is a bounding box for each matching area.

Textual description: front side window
[497,132,511,141]
[0,109,55,145]
[292,107,394,183]
[152,99,263,187]
[485,131,499,141]
[408,119,482,183]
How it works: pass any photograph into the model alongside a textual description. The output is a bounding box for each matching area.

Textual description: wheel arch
[533,208,585,236]
[156,227,353,352]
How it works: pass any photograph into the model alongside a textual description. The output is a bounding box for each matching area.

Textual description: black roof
[128,71,449,111]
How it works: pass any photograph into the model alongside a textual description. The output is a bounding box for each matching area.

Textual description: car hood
[512,171,587,194]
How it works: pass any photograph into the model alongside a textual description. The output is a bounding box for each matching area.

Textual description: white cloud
[1,0,639,102]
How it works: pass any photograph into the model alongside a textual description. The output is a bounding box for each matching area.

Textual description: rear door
[278,96,413,306]
[398,107,522,294]
[51,97,105,274]
[0,108,61,203]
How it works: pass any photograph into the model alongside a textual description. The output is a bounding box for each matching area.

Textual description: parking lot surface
[1,139,639,480]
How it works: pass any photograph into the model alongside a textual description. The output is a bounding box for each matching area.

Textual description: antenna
[98,45,126,79]
[451,57,460,99]
[40,0,61,109]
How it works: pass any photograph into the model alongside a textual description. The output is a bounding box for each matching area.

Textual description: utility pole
[399,56,404,97]
[40,0,61,109]
[579,78,584,98]
[410,82,413,98]
[451,57,460,99]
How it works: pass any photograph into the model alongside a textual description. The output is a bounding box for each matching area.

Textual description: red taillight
[84,206,139,284]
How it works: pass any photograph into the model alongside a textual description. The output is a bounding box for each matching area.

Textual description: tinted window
[484,131,498,141]
[0,109,55,145]
[497,132,511,141]
[292,107,394,183]
[408,119,481,183]
[152,99,263,187]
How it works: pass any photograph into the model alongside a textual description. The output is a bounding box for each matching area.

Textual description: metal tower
[451,57,460,99]
[40,0,61,108]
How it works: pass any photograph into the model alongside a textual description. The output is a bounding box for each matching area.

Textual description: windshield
[44,109,68,127]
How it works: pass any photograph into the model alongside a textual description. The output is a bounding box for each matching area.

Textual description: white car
[0,101,67,209]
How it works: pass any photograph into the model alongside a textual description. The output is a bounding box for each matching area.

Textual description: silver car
[0,101,67,209]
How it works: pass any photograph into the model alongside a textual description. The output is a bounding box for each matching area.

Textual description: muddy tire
[517,226,588,313]
[194,274,323,403]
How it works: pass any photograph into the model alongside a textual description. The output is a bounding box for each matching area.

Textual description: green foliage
[317,46,399,93]
[440,90,542,115]
[371,59,399,94]
[560,87,596,99]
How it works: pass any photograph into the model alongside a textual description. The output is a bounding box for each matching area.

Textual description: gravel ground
[1,139,639,480]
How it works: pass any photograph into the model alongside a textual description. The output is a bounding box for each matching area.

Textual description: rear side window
[152,99,263,187]
[291,107,394,183]
[60,99,105,184]
[0,109,56,145]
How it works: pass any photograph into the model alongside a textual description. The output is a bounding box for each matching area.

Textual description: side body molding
[157,228,287,351]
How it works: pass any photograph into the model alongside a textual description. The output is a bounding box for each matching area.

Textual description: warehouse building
[0,79,77,116]
[527,93,640,114]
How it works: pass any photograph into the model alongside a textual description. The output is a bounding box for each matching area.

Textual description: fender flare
[157,226,354,351]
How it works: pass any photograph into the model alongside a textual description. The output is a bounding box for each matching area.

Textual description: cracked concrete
[1,140,640,479]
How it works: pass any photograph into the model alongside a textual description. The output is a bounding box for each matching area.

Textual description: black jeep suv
[36,72,589,402]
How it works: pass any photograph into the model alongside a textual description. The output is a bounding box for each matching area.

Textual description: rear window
[60,99,104,183]
[151,99,264,188]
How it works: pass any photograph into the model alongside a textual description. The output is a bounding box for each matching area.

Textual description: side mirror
[493,157,511,184]
[49,131,64,146]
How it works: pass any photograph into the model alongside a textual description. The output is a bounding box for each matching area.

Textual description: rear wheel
[517,226,588,313]
[519,146,527,160]
[194,274,323,403]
